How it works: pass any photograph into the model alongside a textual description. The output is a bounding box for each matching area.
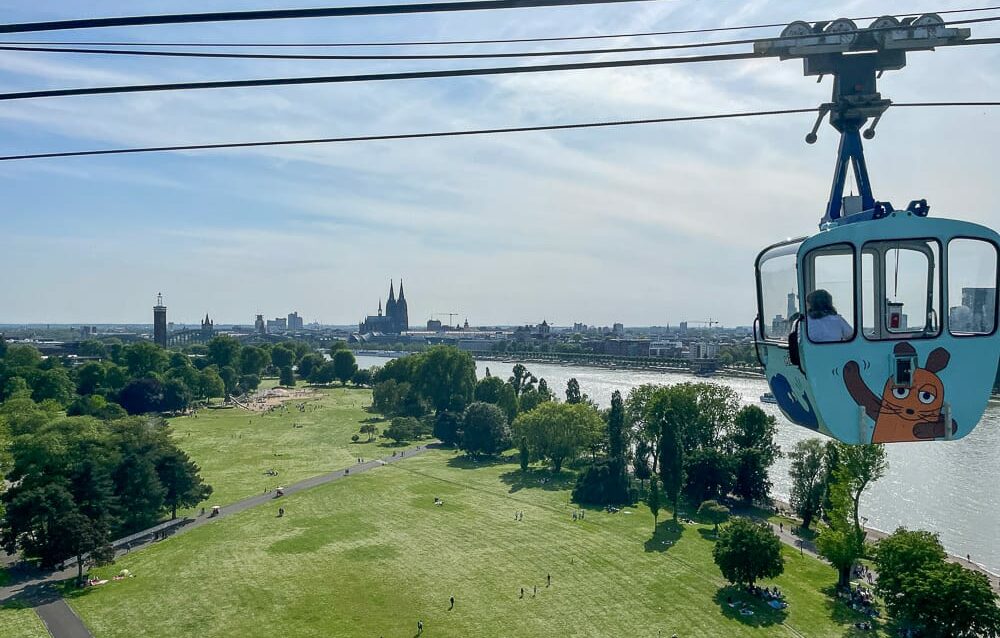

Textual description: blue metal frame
[825,129,874,223]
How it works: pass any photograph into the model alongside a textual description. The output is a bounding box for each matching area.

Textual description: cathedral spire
[378,298,382,316]
[398,279,405,300]
[388,280,396,303]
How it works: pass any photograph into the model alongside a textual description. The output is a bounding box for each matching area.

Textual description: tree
[460,402,510,457]
[309,361,336,384]
[384,416,422,443]
[157,447,213,520]
[75,362,106,396]
[351,369,374,387]
[893,562,1000,638]
[874,529,1000,637]
[113,452,165,532]
[650,389,691,519]
[207,335,241,369]
[433,410,462,446]
[565,378,582,404]
[646,478,662,532]
[729,405,780,503]
[474,376,518,423]
[270,344,296,370]
[697,499,730,535]
[239,346,269,377]
[219,366,238,395]
[508,364,533,397]
[519,436,529,472]
[873,527,947,622]
[199,369,225,399]
[279,366,295,387]
[416,346,476,415]
[683,448,734,503]
[161,378,193,412]
[124,342,168,378]
[296,353,324,381]
[30,368,76,406]
[119,378,164,414]
[713,519,784,588]
[237,374,260,394]
[332,350,358,386]
[788,439,826,530]
[512,402,602,472]
[817,443,886,587]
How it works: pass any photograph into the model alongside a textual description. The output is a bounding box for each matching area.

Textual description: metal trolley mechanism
[752,15,999,444]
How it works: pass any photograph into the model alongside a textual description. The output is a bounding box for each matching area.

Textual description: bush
[572,460,630,505]
[460,402,510,457]
[384,416,422,443]
[351,434,360,443]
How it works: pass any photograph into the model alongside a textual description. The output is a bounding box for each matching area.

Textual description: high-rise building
[267,317,287,331]
[153,293,167,348]
[255,314,266,334]
[287,311,304,330]
[962,287,997,332]
[787,292,798,319]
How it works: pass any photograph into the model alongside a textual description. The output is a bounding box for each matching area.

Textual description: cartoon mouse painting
[843,342,957,443]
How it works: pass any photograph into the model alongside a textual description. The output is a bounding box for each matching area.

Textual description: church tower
[153,293,167,348]
[396,279,409,333]
[385,280,397,328]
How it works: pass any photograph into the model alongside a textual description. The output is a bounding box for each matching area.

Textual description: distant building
[612,322,624,336]
[690,341,720,359]
[201,313,215,336]
[787,292,798,319]
[573,322,587,332]
[957,287,997,333]
[287,311,304,331]
[427,318,443,331]
[679,321,689,333]
[603,339,650,357]
[153,293,167,348]
[255,314,266,334]
[537,320,551,336]
[79,326,98,338]
[267,317,287,331]
[359,280,409,334]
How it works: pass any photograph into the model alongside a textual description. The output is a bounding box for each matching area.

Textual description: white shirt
[807,314,853,342]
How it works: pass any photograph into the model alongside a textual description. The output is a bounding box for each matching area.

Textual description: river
[355,354,1000,574]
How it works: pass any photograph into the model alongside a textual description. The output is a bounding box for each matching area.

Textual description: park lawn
[70,449,880,638]
[170,386,375,510]
[0,605,47,638]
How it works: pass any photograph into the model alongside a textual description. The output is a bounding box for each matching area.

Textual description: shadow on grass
[643,519,683,553]
[499,468,576,494]
[820,585,886,636]
[697,527,721,542]
[361,416,386,424]
[446,455,512,470]
[713,586,788,627]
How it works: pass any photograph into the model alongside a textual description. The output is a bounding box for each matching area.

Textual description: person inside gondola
[805,289,853,342]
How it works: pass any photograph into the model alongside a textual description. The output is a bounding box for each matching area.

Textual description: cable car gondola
[753,16,999,444]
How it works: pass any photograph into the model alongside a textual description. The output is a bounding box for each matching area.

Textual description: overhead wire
[0,51,765,101]
[1,5,998,47]
[2,27,999,62]
[0,0,657,35]
[1,102,996,162]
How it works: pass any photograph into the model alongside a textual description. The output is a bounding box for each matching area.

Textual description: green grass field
[170,386,376,509]
[0,605,47,638]
[70,448,879,638]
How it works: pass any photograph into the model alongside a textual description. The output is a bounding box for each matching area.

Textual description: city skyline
[2,1,998,326]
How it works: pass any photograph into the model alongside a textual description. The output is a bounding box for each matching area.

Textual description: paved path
[36,599,92,638]
[0,444,434,637]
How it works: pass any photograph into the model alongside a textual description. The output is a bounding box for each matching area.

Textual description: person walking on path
[533,585,537,597]
[417,620,423,634]
[547,574,551,587]
[449,596,455,610]
[520,587,524,599]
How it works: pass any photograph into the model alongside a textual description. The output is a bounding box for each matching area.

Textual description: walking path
[0,444,433,637]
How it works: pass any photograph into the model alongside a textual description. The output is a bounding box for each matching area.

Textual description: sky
[0,0,997,327]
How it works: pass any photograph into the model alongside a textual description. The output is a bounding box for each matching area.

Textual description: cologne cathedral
[358,280,409,334]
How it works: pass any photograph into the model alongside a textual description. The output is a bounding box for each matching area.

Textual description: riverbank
[768,498,1000,592]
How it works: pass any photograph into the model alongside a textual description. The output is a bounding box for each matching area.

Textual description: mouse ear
[925,348,950,373]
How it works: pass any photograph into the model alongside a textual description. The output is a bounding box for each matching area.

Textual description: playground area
[229,387,318,413]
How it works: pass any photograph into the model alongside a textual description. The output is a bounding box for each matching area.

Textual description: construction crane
[432,312,460,326]
[687,319,720,328]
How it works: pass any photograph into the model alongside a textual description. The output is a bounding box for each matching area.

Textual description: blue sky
[0,0,997,326]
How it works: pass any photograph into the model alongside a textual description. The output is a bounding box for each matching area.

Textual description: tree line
[0,396,211,580]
